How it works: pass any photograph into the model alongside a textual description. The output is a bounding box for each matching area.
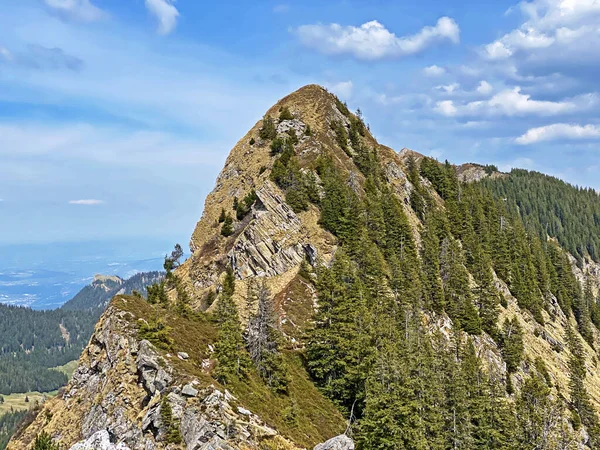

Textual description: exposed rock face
[7,303,301,450]
[11,83,600,449]
[314,435,354,450]
[69,430,131,450]
[229,181,313,279]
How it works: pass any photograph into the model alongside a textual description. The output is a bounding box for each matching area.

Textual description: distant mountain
[61,271,164,314]
[0,239,171,309]
[0,271,164,397]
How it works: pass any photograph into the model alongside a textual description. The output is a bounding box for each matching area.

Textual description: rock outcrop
[10,84,600,449]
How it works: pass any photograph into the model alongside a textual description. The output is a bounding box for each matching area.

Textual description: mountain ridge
[10,84,600,449]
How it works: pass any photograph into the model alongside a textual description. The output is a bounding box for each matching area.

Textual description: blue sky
[1,0,599,247]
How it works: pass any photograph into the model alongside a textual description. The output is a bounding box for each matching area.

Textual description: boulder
[314,435,354,450]
[69,430,130,450]
[182,383,199,397]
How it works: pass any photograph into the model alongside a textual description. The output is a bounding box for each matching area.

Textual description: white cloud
[482,0,600,75]
[484,41,512,60]
[68,199,104,205]
[327,81,353,99]
[434,100,458,116]
[435,83,460,94]
[476,80,493,95]
[296,17,460,60]
[434,87,577,117]
[516,123,600,144]
[43,0,105,22]
[145,0,179,35]
[423,65,446,76]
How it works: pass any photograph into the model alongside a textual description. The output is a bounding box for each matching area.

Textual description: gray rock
[314,434,354,450]
[178,352,190,360]
[182,384,199,397]
[136,340,172,394]
[69,430,130,450]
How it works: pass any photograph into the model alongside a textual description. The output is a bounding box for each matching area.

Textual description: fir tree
[307,251,372,415]
[245,281,288,392]
[160,395,182,444]
[500,318,524,374]
[566,326,600,446]
[214,268,250,383]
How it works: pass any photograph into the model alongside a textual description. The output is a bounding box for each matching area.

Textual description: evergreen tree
[421,211,445,312]
[214,268,250,383]
[33,432,60,450]
[161,395,182,444]
[307,251,372,415]
[245,281,288,392]
[566,326,600,446]
[501,318,524,374]
[440,237,481,334]
[516,374,564,449]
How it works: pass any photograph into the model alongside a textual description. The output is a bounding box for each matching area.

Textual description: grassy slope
[112,295,345,448]
[0,392,56,415]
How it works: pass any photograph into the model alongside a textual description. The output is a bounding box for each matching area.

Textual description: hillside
[480,169,600,263]
[10,85,600,450]
[0,271,164,397]
[61,272,164,314]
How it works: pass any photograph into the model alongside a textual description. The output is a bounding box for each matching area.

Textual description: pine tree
[245,281,288,392]
[161,394,182,444]
[221,213,234,237]
[307,251,372,415]
[516,374,563,449]
[501,318,524,374]
[33,433,60,450]
[440,237,481,334]
[566,326,600,446]
[421,211,445,312]
[214,268,250,383]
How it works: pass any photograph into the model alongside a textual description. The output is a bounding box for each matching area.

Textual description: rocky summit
[10,85,600,449]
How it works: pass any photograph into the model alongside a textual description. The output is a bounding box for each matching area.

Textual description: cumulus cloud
[435,83,460,94]
[423,65,446,76]
[482,0,600,79]
[145,0,180,35]
[327,81,353,99]
[296,17,460,60]
[43,0,105,22]
[434,87,578,117]
[516,123,600,144]
[68,199,105,205]
[434,100,457,116]
[476,81,493,95]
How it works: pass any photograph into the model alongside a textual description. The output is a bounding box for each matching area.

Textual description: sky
[1,0,600,248]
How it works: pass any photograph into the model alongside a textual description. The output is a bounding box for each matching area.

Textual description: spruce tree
[214,268,250,383]
[245,281,288,392]
[566,326,600,446]
[501,318,524,374]
[307,251,372,415]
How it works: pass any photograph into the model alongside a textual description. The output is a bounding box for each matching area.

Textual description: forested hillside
[0,305,95,394]
[61,271,163,314]
[481,169,600,263]
[10,85,600,450]
[0,271,163,395]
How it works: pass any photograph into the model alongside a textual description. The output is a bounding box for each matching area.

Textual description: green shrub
[279,106,293,121]
[259,116,277,140]
[221,214,234,237]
